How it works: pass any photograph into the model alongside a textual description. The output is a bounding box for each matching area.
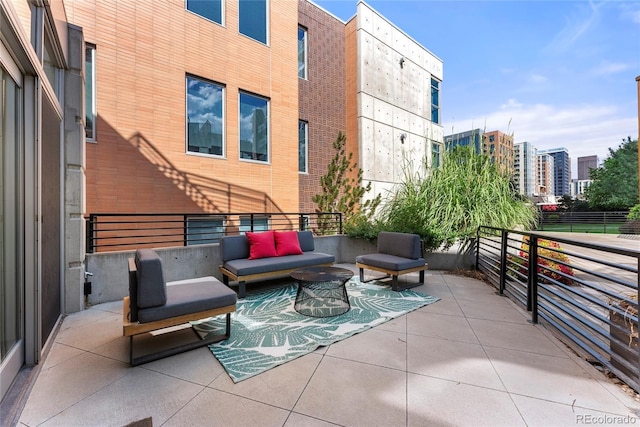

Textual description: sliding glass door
[0,60,23,400]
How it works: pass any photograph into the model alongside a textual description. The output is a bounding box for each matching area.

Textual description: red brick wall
[298,0,347,213]
[67,0,299,218]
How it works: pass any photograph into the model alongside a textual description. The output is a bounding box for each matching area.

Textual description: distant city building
[538,148,571,197]
[483,130,514,173]
[537,154,555,197]
[514,142,538,197]
[444,129,483,153]
[571,179,591,199]
[444,129,513,173]
[577,155,598,180]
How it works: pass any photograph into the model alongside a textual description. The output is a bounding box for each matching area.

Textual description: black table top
[291,266,354,282]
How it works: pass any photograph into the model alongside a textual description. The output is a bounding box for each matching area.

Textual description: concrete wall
[354,2,444,201]
[84,234,473,308]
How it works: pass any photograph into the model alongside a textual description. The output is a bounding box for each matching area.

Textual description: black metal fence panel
[476,226,640,393]
[537,211,629,233]
[86,212,342,253]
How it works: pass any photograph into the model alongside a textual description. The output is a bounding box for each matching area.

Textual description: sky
[313,0,640,175]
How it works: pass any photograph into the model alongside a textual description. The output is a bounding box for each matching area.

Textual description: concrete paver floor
[14,262,640,427]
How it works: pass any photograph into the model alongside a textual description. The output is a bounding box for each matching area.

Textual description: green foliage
[378,145,538,251]
[628,204,640,221]
[586,137,638,210]
[557,194,591,212]
[312,132,381,235]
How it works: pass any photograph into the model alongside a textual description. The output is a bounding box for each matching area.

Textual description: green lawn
[536,223,622,234]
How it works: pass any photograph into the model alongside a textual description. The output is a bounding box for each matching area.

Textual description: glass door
[0,57,24,402]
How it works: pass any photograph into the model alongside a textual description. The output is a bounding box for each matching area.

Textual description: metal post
[530,236,539,324]
[475,227,480,271]
[499,230,508,295]
[183,215,188,247]
[86,214,95,253]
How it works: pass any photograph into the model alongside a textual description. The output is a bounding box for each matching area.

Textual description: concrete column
[63,24,86,313]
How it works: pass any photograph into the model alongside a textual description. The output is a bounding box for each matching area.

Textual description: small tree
[312,132,381,235]
[586,137,638,210]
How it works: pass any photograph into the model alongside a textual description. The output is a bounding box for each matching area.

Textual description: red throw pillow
[246,231,277,259]
[274,231,303,256]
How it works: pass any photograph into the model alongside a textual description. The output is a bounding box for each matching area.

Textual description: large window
[239,0,267,44]
[85,44,96,141]
[298,120,308,173]
[186,217,225,245]
[187,75,224,156]
[430,78,440,124]
[239,92,269,162]
[298,27,307,79]
[186,0,223,25]
[431,141,442,168]
[239,216,269,233]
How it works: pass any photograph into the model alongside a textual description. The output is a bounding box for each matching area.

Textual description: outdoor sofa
[219,230,335,298]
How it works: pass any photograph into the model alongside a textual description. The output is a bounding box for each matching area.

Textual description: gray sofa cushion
[297,231,315,252]
[134,249,167,308]
[138,276,237,323]
[220,235,250,262]
[356,253,425,271]
[224,252,335,276]
[377,232,421,259]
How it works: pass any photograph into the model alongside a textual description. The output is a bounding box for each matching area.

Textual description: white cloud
[529,74,548,84]
[592,61,630,75]
[546,1,602,54]
[443,101,637,172]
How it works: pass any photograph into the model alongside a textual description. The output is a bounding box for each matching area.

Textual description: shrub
[508,236,575,286]
[627,204,640,221]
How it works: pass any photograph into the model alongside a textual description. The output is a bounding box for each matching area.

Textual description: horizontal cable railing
[86,212,342,253]
[537,211,629,233]
[476,226,640,393]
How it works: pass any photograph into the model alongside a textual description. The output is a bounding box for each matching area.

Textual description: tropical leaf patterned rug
[192,278,439,383]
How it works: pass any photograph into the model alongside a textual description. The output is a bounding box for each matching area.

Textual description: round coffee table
[291,266,354,317]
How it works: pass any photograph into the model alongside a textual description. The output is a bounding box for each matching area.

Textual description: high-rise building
[514,142,538,197]
[444,129,513,173]
[537,153,555,196]
[577,155,598,180]
[538,148,571,197]
[483,130,514,173]
[444,129,484,153]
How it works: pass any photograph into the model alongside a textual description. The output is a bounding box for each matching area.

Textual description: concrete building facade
[348,2,444,200]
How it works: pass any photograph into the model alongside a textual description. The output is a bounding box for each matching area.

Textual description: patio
[16,265,640,426]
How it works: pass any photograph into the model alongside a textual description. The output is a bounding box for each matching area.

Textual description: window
[186,0,223,25]
[431,141,442,168]
[239,0,267,44]
[239,216,269,233]
[239,92,269,162]
[85,44,96,141]
[298,120,308,173]
[298,27,307,79]
[186,217,225,245]
[187,75,224,156]
[430,78,440,124]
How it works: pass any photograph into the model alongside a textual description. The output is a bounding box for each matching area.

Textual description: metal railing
[476,226,640,392]
[85,212,342,253]
[537,211,629,233]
